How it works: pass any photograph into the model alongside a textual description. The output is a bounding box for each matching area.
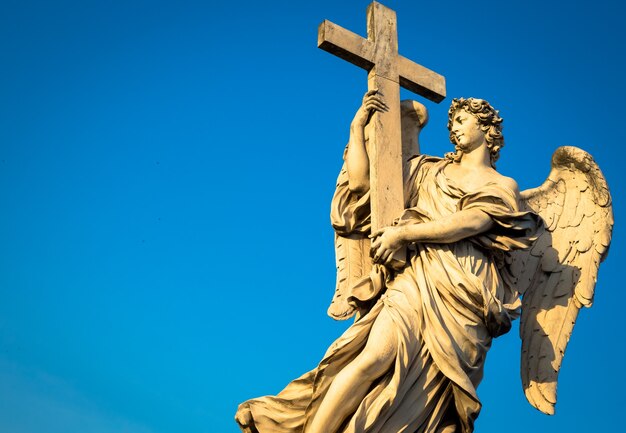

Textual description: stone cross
[318,2,446,233]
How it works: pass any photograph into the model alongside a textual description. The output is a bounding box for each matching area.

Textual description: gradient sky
[0,1,624,432]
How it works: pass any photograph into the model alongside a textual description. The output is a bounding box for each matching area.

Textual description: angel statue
[235,91,613,433]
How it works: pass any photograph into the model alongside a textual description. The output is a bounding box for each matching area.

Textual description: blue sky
[0,1,624,432]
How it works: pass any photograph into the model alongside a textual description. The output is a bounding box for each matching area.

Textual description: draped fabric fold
[236,156,541,433]
[331,157,371,236]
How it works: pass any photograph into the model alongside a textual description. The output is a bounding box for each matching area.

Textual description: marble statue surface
[235,3,613,433]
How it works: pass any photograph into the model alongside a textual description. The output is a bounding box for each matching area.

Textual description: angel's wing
[327,161,373,321]
[509,146,613,415]
[327,233,372,320]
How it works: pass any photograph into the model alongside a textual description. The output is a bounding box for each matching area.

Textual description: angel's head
[445,98,504,168]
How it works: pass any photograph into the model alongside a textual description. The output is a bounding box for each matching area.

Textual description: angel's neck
[459,144,491,169]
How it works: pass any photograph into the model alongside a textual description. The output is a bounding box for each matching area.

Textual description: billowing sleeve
[330,154,434,236]
[457,184,542,252]
[330,161,371,236]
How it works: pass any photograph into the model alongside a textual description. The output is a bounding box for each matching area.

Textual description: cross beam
[319,2,446,234]
[318,19,446,103]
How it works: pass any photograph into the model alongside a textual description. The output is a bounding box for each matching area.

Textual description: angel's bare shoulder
[501,175,519,196]
[488,169,519,196]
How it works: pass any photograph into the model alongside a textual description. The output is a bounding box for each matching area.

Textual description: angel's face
[451,109,485,152]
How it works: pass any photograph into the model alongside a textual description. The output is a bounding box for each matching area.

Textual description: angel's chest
[413,181,459,218]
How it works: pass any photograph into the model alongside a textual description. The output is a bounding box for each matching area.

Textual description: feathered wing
[509,146,613,415]
[327,160,373,321]
[327,233,372,320]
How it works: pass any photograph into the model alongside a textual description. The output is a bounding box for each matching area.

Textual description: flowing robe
[236,156,541,433]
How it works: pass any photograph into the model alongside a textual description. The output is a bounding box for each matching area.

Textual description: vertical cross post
[319,2,446,233]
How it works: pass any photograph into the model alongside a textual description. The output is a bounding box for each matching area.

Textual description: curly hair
[445,98,504,168]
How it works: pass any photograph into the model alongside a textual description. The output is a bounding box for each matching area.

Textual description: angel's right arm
[346,90,387,194]
[346,121,370,194]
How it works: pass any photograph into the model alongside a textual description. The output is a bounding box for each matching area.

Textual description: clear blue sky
[0,1,624,432]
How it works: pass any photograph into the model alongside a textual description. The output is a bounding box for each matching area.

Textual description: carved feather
[327,233,373,320]
[513,146,613,414]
